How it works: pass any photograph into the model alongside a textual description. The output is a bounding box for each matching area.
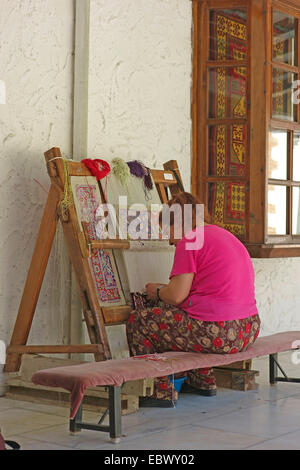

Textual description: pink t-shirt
[169,225,258,322]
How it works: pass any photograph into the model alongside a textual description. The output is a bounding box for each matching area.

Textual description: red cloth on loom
[31,331,300,419]
[82,158,110,180]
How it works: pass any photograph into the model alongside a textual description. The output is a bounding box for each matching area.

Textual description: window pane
[293,187,300,234]
[268,130,288,179]
[272,68,297,121]
[267,185,287,235]
[293,133,300,181]
[209,67,247,118]
[209,9,247,61]
[208,124,247,176]
[273,10,297,66]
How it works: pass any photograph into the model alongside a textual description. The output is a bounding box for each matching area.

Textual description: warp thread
[60,159,73,217]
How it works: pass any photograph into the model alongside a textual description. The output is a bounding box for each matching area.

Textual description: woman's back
[170,225,258,322]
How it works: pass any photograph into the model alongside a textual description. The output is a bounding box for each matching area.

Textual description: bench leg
[68,386,122,443]
[69,402,83,434]
[269,353,278,385]
[109,386,122,443]
[269,352,300,384]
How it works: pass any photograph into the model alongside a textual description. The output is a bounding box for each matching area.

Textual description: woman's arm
[145,273,194,306]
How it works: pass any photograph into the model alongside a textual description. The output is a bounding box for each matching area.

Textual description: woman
[126,192,260,407]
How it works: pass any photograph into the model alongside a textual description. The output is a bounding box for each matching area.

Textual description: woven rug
[71,176,126,307]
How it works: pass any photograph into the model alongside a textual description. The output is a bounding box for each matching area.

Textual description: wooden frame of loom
[4,147,185,373]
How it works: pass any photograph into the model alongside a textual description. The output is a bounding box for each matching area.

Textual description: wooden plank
[81,222,130,252]
[218,360,252,371]
[4,183,61,373]
[163,160,185,195]
[150,169,177,186]
[6,379,139,416]
[7,344,103,355]
[117,378,154,397]
[246,243,300,258]
[191,0,199,195]
[213,367,259,391]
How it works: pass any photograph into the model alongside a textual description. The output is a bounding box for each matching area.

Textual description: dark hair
[159,192,212,229]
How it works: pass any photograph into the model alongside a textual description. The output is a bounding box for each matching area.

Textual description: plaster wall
[0,0,74,347]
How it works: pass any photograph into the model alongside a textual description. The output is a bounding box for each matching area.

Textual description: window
[268,8,300,241]
[192,0,300,257]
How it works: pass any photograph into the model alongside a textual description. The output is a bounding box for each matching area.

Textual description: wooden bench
[32,331,300,443]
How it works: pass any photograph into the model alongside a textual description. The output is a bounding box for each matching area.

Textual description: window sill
[245,243,300,258]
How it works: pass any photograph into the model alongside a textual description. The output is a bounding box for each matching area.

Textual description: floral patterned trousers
[126,305,261,401]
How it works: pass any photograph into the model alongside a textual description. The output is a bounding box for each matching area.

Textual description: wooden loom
[4,147,184,373]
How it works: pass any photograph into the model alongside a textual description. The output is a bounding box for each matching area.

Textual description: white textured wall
[253,258,300,336]
[0,0,74,347]
[88,0,192,190]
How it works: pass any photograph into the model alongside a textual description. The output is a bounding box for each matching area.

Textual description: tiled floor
[1,352,300,450]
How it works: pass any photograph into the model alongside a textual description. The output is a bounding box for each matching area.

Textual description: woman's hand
[145,283,165,301]
[146,274,194,305]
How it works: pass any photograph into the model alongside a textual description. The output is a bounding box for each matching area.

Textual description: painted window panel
[208,124,247,177]
[209,9,247,61]
[208,182,246,239]
[209,67,247,119]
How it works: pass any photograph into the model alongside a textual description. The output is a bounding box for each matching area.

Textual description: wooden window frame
[192,0,300,257]
[267,2,300,244]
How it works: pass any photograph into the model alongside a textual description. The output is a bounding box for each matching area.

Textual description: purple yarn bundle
[127,160,153,196]
[127,160,145,178]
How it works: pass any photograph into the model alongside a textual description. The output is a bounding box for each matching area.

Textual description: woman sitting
[126,192,260,407]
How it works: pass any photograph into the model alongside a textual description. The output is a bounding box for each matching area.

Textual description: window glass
[268,130,288,180]
[273,10,297,66]
[272,69,297,122]
[293,133,300,181]
[267,185,287,235]
[292,187,300,234]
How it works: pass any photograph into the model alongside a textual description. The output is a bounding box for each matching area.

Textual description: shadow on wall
[0,146,71,347]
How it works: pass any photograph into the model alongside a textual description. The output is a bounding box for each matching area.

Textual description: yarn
[82,158,110,180]
[127,160,146,179]
[143,167,153,191]
[60,159,73,217]
[112,158,130,187]
[127,160,154,198]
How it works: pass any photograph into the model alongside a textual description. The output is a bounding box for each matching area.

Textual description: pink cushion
[32,331,300,418]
